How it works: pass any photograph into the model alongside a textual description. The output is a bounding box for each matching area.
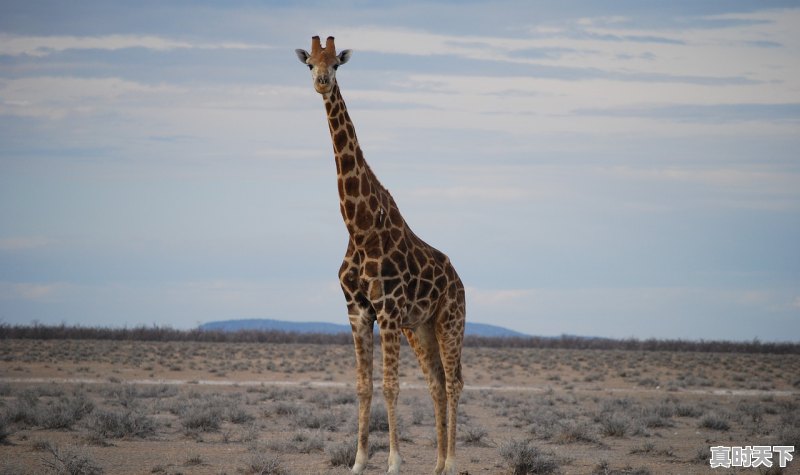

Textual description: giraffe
[296,36,466,475]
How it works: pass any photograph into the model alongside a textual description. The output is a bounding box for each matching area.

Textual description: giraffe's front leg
[349,311,374,475]
[380,326,402,474]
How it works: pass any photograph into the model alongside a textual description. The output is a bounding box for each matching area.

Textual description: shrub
[369,403,390,432]
[592,462,651,475]
[227,405,255,424]
[89,408,156,439]
[267,431,325,454]
[778,413,800,447]
[183,455,203,467]
[629,442,655,454]
[326,440,384,468]
[8,391,40,427]
[499,439,560,474]
[180,404,222,432]
[460,424,489,445]
[39,392,95,430]
[699,414,730,431]
[411,406,426,425]
[517,407,562,440]
[692,447,711,464]
[600,414,629,437]
[327,441,356,468]
[244,453,287,475]
[0,415,12,445]
[41,444,103,475]
[554,421,597,444]
[294,407,341,432]
[674,404,704,418]
[272,402,299,416]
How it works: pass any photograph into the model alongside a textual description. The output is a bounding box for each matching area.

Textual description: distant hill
[199,318,528,338]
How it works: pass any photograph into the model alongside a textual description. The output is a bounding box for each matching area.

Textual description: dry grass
[0,339,798,474]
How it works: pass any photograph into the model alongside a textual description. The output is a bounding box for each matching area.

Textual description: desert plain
[1,337,799,474]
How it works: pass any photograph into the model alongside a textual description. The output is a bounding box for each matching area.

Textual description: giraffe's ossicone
[296,36,466,475]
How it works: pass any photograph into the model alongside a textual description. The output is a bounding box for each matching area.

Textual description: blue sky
[1,1,798,340]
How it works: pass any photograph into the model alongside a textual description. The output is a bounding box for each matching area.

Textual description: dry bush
[515,407,563,440]
[698,413,731,431]
[267,430,325,453]
[183,454,204,467]
[271,401,301,416]
[227,405,255,424]
[499,438,560,474]
[326,439,385,468]
[637,408,674,429]
[170,392,253,433]
[599,413,630,437]
[39,392,95,430]
[7,390,41,427]
[0,415,12,445]
[777,412,800,447]
[180,404,222,432]
[554,421,597,444]
[460,423,489,445]
[673,403,704,418]
[592,460,652,475]
[41,444,103,475]
[244,453,287,475]
[294,406,344,432]
[326,440,356,468]
[88,407,156,440]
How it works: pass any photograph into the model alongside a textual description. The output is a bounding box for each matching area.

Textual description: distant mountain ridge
[199,318,528,338]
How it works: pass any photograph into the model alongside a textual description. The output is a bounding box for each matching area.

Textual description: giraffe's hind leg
[404,323,448,474]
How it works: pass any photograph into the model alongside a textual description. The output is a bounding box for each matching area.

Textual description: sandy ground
[1,339,799,474]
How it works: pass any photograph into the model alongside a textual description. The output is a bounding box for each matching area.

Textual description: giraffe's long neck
[323,84,399,241]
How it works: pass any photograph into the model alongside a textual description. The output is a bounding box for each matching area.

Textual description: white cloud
[0,236,52,251]
[332,9,799,138]
[0,76,185,119]
[602,165,797,187]
[467,287,536,306]
[0,282,65,301]
[0,34,272,57]
[337,9,799,87]
[600,166,800,210]
[465,285,800,339]
[409,185,531,202]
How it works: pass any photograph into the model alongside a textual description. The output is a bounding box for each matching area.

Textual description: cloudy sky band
[0,1,797,340]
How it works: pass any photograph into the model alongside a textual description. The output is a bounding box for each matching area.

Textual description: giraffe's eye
[307,64,313,70]
[333,64,339,71]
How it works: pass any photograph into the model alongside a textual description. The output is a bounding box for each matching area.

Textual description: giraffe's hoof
[351,462,366,475]
[442,458,457,475]
[387,452,401,474]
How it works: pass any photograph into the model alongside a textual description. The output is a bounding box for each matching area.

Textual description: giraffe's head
[295,36,352,95]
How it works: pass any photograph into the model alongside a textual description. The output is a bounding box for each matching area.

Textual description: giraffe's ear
[338,49,353,65]
[295,49,310,64]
